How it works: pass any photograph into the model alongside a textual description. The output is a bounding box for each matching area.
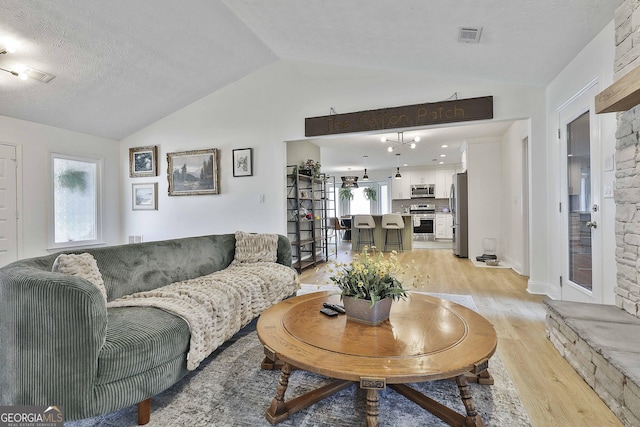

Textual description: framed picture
[129,146,158,178]
[132,183,158,210]
[232,148,253,177]
[167,148,219,196]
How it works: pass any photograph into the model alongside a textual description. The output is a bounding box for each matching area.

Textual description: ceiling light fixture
[362,156,369,181]
[0,48,55,82]
[0,66,27,80]
[394,154,402,179]
[382,131,419,152]
[341,168,359,188]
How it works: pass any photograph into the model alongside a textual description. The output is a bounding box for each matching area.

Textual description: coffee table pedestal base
[265,361,486,427]
[390,375,485,427]
[265,362,353,425]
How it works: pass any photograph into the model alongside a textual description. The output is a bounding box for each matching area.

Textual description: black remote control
[320,307,339,317]
[323,302,346,314]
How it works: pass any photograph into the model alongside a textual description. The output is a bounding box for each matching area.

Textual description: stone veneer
[615,0,640,319]
[545,299,640,427]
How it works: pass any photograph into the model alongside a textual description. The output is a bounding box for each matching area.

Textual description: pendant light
[341,168,359,188]
[394,154,402,179]
[362,155,369,181]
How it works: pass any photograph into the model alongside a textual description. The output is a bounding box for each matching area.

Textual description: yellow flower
[321,246,424,302]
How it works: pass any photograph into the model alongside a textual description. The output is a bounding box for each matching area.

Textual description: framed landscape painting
[232,148,253,177]
[132,183,158,210]
[167,148,219,196]
[129,146,158,177]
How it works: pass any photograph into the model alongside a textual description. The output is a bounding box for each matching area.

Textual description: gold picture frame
[167,148,219,196]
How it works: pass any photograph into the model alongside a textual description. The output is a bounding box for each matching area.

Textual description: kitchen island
[350,214,413,251]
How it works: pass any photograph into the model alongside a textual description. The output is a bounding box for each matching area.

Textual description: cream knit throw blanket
[107,262,299,370]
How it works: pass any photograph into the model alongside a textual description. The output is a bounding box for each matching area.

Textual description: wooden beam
[596,66,640,114]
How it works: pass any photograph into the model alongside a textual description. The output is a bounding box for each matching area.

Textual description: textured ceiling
[0,0,619,141]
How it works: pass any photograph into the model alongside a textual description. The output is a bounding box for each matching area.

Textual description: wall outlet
[128,235,143,243]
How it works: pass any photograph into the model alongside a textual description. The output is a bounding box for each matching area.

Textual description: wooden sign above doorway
[305,96,493,137]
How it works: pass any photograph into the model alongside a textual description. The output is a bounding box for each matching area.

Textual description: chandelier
[341,168,359,188]
[381,131,420,152]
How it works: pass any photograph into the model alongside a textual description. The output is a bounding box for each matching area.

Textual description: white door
[558,82,601,303]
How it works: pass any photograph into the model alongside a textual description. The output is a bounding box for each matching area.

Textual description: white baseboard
[527,279,549,295]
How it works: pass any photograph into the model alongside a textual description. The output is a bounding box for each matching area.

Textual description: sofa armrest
[0,266,107,418]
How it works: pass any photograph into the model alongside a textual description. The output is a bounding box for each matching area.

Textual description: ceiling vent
[458,27,482,44]
[25,67,55,83]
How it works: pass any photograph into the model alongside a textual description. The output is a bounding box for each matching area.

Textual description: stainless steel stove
[410,203,436,241]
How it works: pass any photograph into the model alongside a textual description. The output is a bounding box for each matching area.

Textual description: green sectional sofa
[0,233,297,424]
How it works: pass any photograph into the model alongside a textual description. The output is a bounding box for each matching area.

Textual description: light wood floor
[299,244,623,427]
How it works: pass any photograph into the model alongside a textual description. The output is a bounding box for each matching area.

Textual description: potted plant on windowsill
[326,246,421,325]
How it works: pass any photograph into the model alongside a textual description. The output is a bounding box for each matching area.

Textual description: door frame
[521,136,530,277]
[557,79,602,303]
[0,142,22,266]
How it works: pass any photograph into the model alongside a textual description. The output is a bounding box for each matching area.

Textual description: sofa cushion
[96,307,190,385]
[232,231,278,264]
[52,253,107,302]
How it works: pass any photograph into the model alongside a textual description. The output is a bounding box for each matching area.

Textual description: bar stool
[382,213,404,252]
[353,214,375,251]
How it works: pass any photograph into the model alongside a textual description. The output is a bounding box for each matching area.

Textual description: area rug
[66,290,531,427]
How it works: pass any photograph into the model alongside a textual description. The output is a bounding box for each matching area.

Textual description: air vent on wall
[458,27,482,43]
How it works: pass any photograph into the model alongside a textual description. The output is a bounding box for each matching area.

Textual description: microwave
[411,184,435,198]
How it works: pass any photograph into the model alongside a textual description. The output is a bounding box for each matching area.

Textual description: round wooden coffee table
[257,291,497,427]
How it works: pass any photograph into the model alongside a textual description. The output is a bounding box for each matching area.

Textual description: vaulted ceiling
[0,0,619,142]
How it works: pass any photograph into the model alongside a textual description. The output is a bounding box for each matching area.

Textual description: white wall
[0,115,121,262]
[286,141,320,170]
[465,139,503,261]
[120,59,549,284]
[501,120,529,274]
[543,20,616,302]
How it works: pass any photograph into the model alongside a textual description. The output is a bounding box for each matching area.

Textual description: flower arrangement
[327,246,420,305]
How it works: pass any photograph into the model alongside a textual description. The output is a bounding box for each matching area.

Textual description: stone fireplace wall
[615,0,640,318]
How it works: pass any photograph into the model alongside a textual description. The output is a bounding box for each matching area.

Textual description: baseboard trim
[527,280,549,295]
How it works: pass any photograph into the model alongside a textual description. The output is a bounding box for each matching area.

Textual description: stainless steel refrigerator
[450,171,468,258]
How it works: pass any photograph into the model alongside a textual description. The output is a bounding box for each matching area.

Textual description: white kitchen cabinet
[435,212,453,239]
[410,169,436,185]
[435,168,455,199]
[391,175,411,200]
